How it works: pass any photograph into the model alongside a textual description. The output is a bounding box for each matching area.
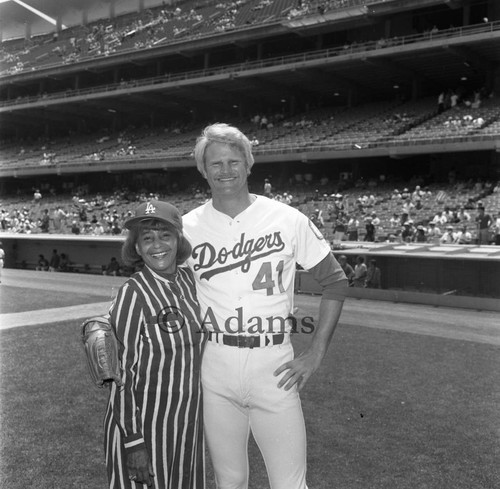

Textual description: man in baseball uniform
[183,123,348,489]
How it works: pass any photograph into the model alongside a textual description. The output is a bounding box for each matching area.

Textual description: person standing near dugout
[183,123,348,489]
[105,200,205,489]
[475,205,492,245]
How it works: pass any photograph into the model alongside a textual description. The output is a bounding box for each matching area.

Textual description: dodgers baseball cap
[124,200,183,230]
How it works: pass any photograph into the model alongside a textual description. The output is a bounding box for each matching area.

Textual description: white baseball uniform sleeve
[183,195,345,334]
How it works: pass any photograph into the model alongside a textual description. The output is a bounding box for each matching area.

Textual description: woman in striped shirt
[105,200,205,488]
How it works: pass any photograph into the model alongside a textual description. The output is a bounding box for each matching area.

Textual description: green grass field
[1,284,499,489]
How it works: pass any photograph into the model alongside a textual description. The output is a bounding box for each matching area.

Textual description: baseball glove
[81,316,123,388]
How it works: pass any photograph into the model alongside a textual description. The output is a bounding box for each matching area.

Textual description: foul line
[0,302,111,330]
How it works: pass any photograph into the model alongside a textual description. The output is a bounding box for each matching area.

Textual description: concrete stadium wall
[0,234,124,274]
[296,270,500,312]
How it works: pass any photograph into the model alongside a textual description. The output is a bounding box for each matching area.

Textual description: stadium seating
[2,1,496,78]
[2,93,499,172]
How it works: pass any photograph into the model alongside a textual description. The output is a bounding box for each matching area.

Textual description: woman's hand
[127,448,155,486]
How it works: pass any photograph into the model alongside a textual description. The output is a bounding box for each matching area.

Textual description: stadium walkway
[0,269,499,346]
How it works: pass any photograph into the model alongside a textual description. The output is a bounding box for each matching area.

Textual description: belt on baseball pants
[207,332,285,349]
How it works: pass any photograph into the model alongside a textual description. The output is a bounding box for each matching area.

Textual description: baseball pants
[201,336,308,489]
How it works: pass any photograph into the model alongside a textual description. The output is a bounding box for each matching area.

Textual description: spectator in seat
[59,253,70,272]
[401,193,415,212]
[263,178,272,197]
[390,213,400,227]
[437,91,445,113]
[454,225,472,244]
[427,222,441,244]
[456,207,471,223]
[391,189,402,200]
[352,256,368,287]
[432,210,448,225]
[364,216,375,242]
[111,218,122,235]
[401,188,411,200]
[103,256,121,276]
[365,259,381,289]
[40,209,50,233]
[52,206,67,232]
[347,214,360,241]
[412,186,423,209]
[333,217,347,242]
[93,222,106,235]
[440,225,455,244]
[338,255,354,285]
[402,221,414,242]
[310,209,324,229]
[71,220,81,235]
[414,225,427,243]
[49,249,60,271]
[36,254,49,271]
[33,189,42,205]
[476,206,493,245]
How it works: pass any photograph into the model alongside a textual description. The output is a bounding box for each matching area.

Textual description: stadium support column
[347,88,355,108]
[412,78,421,101]
[289,95,296,116]
[488,0,500,20]
[462,4,471,25]
[156,60,163,76]
[494,152,500,180]
[109,0,116,20]
[24,22,31,41]
[257,43,263,60]
[138,0,145,13]
[491,67,500,95]
[39,79,46,96]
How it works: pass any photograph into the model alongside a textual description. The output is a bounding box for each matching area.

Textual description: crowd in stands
[437,86,490,130]
[287,0,365,19]
[2,89,498,174]
[2,0,495,79]
[0,0,339,76]
[1,175,498,277]
[1,177,498,245]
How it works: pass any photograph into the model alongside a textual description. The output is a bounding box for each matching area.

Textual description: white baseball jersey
[183,195,332,335]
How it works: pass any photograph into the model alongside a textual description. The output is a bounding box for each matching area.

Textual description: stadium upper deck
[0,0,499,182]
